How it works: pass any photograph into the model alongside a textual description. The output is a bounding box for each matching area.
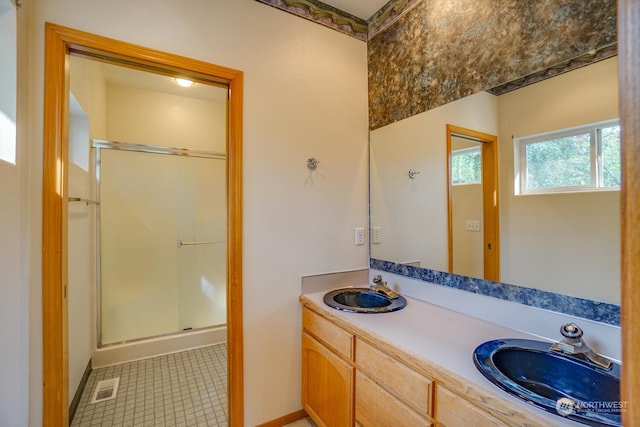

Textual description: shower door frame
[42,23,244,426]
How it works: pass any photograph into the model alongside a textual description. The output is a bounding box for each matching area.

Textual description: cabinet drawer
[356,338,432,416]
[356,371,432,427]
[435,385,505,427]
[303,307,354,360]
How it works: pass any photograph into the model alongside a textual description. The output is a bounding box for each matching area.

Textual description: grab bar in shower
[177,240,224,248]
[69,197,100,205]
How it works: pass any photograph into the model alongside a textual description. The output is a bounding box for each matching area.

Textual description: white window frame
[514,119,620,195]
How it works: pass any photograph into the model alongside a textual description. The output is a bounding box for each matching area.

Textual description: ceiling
[321,0,391,20]
[96,60,228,102]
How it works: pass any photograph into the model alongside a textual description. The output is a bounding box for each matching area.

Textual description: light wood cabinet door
[435,385,505,427]
[355,371,432,427]
[302,332,354,427]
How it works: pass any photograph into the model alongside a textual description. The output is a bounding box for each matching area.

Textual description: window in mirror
[515,120,620,194]
[451,146,481,185]
[600,124,622,188]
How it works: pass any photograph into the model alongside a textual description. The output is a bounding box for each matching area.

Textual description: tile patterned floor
[71,344,227,426]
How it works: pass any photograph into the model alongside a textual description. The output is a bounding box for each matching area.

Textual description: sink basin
[473,338,621,426]
[323,288,407,313]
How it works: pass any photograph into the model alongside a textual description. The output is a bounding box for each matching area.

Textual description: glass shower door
[99,148,226,346]
[176,155,227,331]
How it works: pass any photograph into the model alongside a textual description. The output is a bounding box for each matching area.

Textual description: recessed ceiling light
[174,77,194,88]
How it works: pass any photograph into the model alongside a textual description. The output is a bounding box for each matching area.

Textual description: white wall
[67,57,108,404]
[26,1,369,425]
[69,56,108,140]
[370,91,499,269]
[68,104,93,403]
[452,184,483,277]
[0,2,29,426]
[106,84,227,152]
[498,57,620,304]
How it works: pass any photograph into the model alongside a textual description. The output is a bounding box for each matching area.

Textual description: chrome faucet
[550,323,612,370]
[370,275,400,299]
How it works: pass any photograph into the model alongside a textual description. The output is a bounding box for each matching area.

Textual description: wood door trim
[619,0,639,424]
[481,132,500,282]
[43,23,243,426]
[43,22,70,426]
[446,124,500,282]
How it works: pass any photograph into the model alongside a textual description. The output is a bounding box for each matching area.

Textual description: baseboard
[256,409,308,427]
[69,358,92,423]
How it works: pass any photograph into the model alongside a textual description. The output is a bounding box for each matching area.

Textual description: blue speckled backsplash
[371,258,620,326]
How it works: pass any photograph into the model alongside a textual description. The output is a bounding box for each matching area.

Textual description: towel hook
[408,169,420,179]
[306,157,319,170]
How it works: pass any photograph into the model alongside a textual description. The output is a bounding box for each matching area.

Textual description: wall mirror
[370,56,620,305]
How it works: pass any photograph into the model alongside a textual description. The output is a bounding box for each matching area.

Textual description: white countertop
[301,289,585,426]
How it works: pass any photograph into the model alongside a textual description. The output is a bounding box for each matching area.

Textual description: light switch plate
[466,220,481,231]
[372,226,381,244]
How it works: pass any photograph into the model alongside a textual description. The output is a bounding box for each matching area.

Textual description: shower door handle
[177,240,222,247]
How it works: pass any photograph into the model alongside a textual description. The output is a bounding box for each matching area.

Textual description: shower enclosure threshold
[92,325,226,368]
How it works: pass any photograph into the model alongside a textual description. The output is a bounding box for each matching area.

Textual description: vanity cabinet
[355,371,431,427]
[302,308,355,427]
[302,307,434,427]
[355,338,433,426]
[435,385,504,427]
[302,332,354,426]
[301,302,549,427]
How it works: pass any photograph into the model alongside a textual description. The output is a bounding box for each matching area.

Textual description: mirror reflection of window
[0,0,17,165]
[451,146,482,185]
[601,125,622,188]
[515,120,621,194]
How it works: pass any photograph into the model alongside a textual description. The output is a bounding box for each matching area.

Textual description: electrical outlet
[466,220,481,231]
[355,227,365,245]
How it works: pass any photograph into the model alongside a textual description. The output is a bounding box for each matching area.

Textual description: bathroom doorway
[446,124,500,282]
[43,23,243,426]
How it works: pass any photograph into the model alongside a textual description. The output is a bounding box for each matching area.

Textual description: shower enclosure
[95,141,226,346]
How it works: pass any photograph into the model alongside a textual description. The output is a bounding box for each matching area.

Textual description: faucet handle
[560,323,584,340]
[552,323,613,370]
[372,275,383,284]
